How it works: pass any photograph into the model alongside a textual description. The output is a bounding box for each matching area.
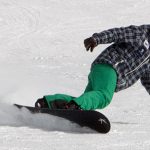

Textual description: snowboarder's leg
[84,74,92,93]
[73,64,117,110]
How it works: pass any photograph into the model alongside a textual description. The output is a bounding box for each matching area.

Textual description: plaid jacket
[92,25,150,93]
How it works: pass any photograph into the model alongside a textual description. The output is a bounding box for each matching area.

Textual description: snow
[0,0,150,149]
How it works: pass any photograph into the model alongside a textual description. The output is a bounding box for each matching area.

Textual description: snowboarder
[35,25,150,110]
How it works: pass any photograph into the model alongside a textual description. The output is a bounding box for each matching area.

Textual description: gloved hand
[35,97,49,108]
[84,37,97,52]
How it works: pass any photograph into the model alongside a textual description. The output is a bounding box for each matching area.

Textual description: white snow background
[0,0,150,149]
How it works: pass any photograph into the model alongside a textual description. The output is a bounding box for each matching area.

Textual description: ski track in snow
[0,0,150,149]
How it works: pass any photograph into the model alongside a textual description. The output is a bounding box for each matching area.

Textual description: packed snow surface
[0,0,150,149]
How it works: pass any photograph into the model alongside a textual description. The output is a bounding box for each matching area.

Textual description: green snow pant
[44,64,117,110]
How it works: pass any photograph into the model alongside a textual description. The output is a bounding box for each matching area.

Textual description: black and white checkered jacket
[92,25,150,94]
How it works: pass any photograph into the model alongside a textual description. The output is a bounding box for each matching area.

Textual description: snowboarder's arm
[92,25,148,46]
[140,72,150,95]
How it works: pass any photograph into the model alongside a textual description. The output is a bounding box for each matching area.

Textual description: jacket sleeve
[92,25,149,46]
[140,71,150,95]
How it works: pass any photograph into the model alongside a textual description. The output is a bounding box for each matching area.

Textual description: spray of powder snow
[0,102,95,133]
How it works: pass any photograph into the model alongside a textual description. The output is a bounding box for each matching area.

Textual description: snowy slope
[0,0,150,149]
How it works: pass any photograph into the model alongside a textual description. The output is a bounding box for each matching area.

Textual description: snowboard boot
[35,97,49,108]
[50,100,81,110]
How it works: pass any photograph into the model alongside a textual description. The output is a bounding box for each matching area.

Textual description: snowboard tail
[14,104,111,133]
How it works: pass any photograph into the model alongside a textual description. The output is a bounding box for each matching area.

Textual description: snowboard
[14,104,111,133]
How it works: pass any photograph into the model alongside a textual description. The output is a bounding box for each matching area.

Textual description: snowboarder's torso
[92,25,150,92]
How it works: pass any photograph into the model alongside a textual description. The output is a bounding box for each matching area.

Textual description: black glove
[84,37,97,52]
[50,100,81,110]
[35,97,49,108]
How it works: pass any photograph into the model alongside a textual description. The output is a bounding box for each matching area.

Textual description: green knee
[74,89,113,110]
[97,90,113,109]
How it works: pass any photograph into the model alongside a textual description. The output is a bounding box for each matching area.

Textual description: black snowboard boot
[50,100,81,110]
[35,97,49,108]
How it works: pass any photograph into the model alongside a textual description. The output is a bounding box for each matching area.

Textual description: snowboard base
[14,104,111,133]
